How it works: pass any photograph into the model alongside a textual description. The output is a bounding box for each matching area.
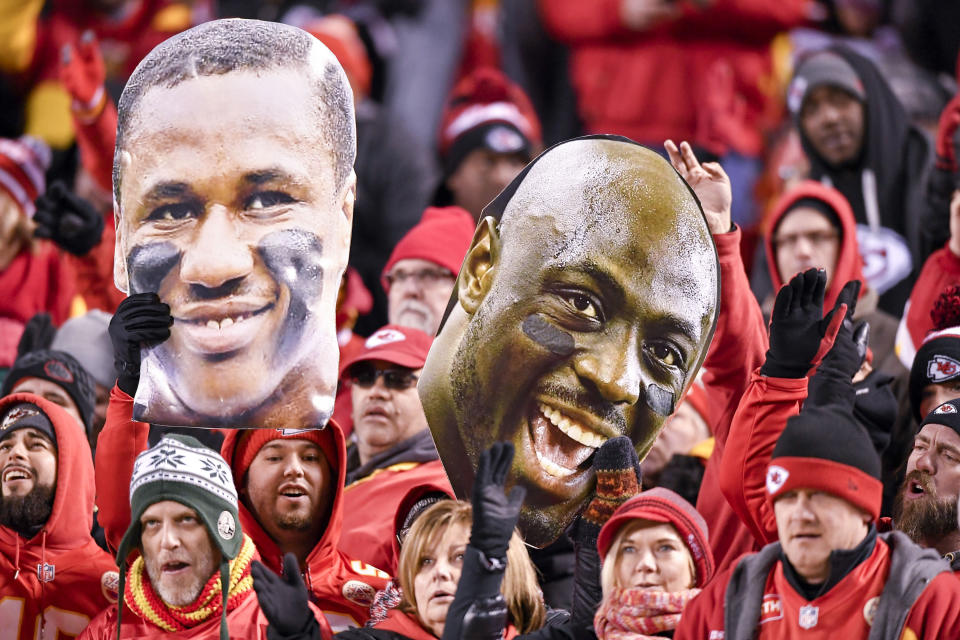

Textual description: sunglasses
[349,364,419,390]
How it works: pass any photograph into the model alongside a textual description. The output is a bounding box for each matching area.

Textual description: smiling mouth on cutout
[174,301,274,355]
[525,399,610,481]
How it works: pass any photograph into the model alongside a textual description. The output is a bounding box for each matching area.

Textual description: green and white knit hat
[116,435,241,640]
[118,434,241,563]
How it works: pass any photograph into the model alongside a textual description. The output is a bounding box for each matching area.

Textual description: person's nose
[158,522,182,551]
[433,557,454,582]
[635,548,658,576]
[179,205,255,289]
[2,440,28,464]
[791,493,817,522]
[915,447,936,475]
[368,374,392,398]
[284,454,306,479]
[572,329,641,406]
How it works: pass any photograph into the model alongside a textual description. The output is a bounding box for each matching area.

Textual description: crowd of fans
[1,0,960,638]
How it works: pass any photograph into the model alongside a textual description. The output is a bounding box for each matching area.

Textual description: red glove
[59,30,107,123]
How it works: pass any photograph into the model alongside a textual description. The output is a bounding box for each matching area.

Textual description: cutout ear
[113,201,129,293]
[458,216,500,315]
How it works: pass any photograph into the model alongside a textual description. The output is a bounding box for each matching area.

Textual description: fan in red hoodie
[0,392,118,638]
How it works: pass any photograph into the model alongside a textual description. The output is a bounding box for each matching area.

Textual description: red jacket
[95,387,390,634]
[0,393,118,639]
[675,533,960,639]
[341,459,452,575]
[538,0,807,156]
[79,584,270,639]
[0,245,77,367]
[694,227,769,571]
[764,181,867,314]
[719,371,807,545]
[896,243,960,369]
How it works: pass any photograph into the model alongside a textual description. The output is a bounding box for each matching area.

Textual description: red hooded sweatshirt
[764,180,866,315]
[96,387,389,635]
[0,392,118,639]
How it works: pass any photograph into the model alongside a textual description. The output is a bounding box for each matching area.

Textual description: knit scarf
[124,534,256,632]
[594,588,701,640]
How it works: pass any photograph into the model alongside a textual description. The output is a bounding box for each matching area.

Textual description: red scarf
[594,588,701,640]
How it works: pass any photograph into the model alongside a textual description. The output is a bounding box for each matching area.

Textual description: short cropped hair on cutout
[113,18,355,206]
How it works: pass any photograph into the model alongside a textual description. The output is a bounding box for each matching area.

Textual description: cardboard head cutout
[113,19,356,429]
[418,136,720,547]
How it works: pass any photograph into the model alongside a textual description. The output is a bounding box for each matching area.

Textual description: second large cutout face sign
[113,19,356,429]
[418,137,721,547]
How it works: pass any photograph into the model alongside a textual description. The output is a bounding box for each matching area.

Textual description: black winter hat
[910,328,960,421]
[767,405,883,519]
[919,398,960,437]
[1,349,95,434]
[0,402,56,447]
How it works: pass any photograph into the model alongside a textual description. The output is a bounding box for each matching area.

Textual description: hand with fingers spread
[59,30,106,120]
[252,553,321,640]
[33,182,104,256]
[470,442,526,562]
[761,269,857,379]
[665,139,732,235]
[108,293,173,396]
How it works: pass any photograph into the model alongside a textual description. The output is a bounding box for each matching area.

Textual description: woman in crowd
[593,489,714,639]
[334,443,546,639]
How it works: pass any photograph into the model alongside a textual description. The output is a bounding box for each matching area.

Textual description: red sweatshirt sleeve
[719,370,807,545]
[903,572,960,639]
[72,98,117,195]
[694,227,769,569]
[94,384,150,554]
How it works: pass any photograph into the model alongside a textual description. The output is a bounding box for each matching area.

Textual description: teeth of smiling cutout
[534,450,576,478]
[203,315,248,330]
[538,403,608,449]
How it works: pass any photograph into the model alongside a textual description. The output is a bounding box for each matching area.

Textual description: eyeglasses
[384,268,455,288]
[772,230,838,250]
[349,364,419,390]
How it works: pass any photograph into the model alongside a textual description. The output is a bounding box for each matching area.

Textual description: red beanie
[597,488,714,588]
[305,15,372,98]
[381,206,476,292]
[0,136,50,218]
[438,68,542,172]
[231,428,338,488]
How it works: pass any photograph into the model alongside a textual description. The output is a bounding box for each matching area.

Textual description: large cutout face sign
[113,19,356,429]
[419,137,720,547]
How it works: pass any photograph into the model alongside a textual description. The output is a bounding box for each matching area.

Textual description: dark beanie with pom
[910,327,960,421]
[766,405,883,520]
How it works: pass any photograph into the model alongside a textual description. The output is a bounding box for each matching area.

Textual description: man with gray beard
[893,398,960,573]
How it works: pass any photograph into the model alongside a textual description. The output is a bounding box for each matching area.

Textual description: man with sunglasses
[339,326,452,573]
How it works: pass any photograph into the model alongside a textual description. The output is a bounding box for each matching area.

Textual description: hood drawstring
[38,529,47,638]
[12,535,20,580]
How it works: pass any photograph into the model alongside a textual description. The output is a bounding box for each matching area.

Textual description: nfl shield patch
[37,562,54,583]
[798,604,819,629]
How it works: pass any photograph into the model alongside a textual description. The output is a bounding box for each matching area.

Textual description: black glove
[108,293,172,395]
[32,181,104,256]
[762,270,859,378]
[16,313,56,357]
[807,318,869,409]
[251,553,320,640]
[470,442,526,561]
[567,437,641,640]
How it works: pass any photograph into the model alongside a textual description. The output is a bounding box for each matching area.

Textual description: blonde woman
[594,489,714,639]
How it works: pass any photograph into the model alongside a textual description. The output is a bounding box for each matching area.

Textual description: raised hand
[252,553,320,640]
[665,139,732,235]
[32,182,104,256]
[470,442,526,561]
